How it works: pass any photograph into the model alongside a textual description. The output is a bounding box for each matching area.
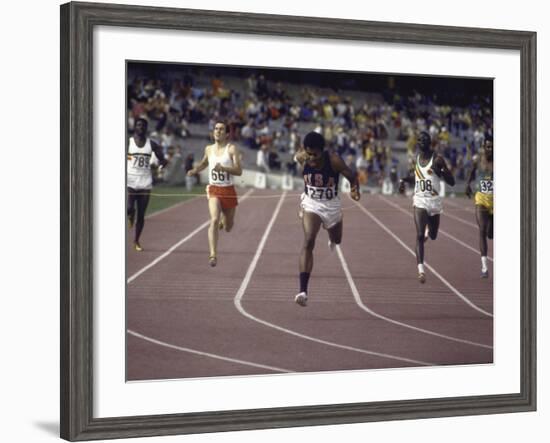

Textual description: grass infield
[146,184,205,216]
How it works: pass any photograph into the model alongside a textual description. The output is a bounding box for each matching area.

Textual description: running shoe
[481,269,489,279]
[209,256,217,267]
[328,240,336,252]
[294,292,308,307]
[418,272,426,284]
[134,242,143,252]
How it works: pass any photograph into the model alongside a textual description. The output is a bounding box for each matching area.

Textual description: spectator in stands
[246,73,257,94]
[256,144,270,173]
[389,162,399,194]
[241,119,256,149]
[273,131,287,153]
[345,154,357,175]
[211,73,223,96]
[160,127,175,153]
[184,153,196,190]
[289,129,300,155]
[286,159,298,177]
[256,74,269,100]
[268,148,282,171]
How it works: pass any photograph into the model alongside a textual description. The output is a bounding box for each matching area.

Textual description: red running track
[126,189,493,381]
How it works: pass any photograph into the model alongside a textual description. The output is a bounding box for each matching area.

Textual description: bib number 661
[211,169,226,181]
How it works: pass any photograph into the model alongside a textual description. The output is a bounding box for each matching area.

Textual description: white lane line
[127,189,254,284]
[127,329,292,373]
[352,199,493,318]
[444,198,475,213]
[379,196,493,262]
[233,192,434,367]
[335,246,492,349]
[439,230,493,261]
[127,221,209,283]
[444,211,478,228]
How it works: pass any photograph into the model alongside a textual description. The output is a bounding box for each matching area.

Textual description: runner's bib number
[479,179,493,194]
[211,169,227,182]
[415,179,433,193]
[131,154,150,169]
[306,186,335,201]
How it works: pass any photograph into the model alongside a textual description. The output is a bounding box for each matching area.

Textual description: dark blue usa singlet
[302,151,340,201]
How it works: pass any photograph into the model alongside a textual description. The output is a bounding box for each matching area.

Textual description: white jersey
[413,154,443,216]
[127,137,153,190]
[414,154,441,198]
[207,144,234,186]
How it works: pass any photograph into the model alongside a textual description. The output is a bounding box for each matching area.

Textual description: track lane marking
[378,196,493,261]
[352,198,493,318]
[127,189,254,284]
[443,211,478,228]
[335,245,492,349]
[127,329,292,373]
[145,194,200,219]
[233,192,435,367]
[129,188,295,374]
[444,198,475,213]
[145,189,302,221]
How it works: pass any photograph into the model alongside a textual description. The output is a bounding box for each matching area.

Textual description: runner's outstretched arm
[187,147,209,176]
[330,152,360,201]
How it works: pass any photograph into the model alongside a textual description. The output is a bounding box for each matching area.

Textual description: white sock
[481,256,488,272]
[418,263,425,274]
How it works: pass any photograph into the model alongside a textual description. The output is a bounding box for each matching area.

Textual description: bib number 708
[416,179,433,192]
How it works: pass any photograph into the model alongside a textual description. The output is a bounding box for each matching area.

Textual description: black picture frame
[60,1,537,441]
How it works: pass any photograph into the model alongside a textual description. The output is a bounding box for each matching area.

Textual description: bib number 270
[308,186,334,200]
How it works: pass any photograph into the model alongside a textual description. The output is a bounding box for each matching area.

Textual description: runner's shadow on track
[33,421,58,436]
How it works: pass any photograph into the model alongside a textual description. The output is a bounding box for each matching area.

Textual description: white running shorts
[300,193,343,229]
[413,195,443,216]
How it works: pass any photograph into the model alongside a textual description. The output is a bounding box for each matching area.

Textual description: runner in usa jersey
[302,150,340,202]
[293,131,360,307]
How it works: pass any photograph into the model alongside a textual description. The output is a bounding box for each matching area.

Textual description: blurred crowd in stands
[128,68,493,188]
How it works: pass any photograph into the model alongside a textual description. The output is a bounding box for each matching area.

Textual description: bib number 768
[132,155,150,169]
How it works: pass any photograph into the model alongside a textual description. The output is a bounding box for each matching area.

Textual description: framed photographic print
[60,1,536,441]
